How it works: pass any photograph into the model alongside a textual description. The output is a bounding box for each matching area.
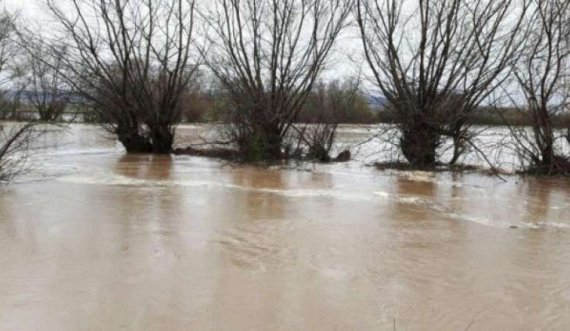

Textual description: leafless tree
[0,2,47,183]
[294,79,363,161]
[0,122,45,183]
[201,0,351,161]
[505,0,570,175]
[21,38,71,122]
[0,2,20,121]
[0,3,15,83]
[34,0,199,153]
[356,0,531,168]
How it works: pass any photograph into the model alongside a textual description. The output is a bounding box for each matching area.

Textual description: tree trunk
[149,125,174,154]
[240,123,283,161]
[400,120,440,168]
[449,131,468,166]
[449,137,462,166]
[447,117,467,166]
[118,129,153,153]
[261,124,283,160]
[535,108,556,173]
[539,142,556,174]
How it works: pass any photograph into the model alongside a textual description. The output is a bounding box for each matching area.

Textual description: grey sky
[4,0,39,16]
[2,0,365,83]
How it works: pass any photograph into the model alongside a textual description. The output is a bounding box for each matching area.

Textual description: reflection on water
[0,124,570,330]
[115,154,175,180]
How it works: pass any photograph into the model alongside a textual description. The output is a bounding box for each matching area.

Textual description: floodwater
[1,124,570,330]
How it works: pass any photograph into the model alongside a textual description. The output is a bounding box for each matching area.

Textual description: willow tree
[202,0,351,160]
[356,0,530,167]
[41,0,199,153]
[507,0,570,175]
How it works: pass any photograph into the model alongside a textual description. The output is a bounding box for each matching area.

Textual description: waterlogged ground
[1,124,570,330]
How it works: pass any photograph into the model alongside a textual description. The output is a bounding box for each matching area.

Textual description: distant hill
[368,95,387,109]
[1,89,85,104]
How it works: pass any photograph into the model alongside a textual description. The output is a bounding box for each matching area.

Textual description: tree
[21,38,71,122]
[201,0,351,160]
[299,79,374,124]
[0,1,20,121]
[0,122,44,183]
[295,79,366,161]
[356,0,530,168]
[0,2,45,183]
[38,0,199,153]
[505,0,570,175]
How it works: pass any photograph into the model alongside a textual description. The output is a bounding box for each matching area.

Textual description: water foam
[59,174,378,202]
[517,222,570,230]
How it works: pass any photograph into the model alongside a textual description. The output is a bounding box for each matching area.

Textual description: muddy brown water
[1,124,570,330]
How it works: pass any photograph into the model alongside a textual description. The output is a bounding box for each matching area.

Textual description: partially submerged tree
[202,0,351,161]
[39,0,199,153]
[0,2,46,183]
[506,0,570,175]
[356,0,530,168]
[295,79,365,161]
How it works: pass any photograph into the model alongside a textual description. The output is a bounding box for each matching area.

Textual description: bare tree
[0,122,45,183]
[505,0,570,175]
[294,79,364,161]
[34,0,199,153]
[356,0,530,168]
[0,2,47,183]
[21,38,71,122]
[0,2,15,83]
[0,2,21,121]
[201,0,351,161]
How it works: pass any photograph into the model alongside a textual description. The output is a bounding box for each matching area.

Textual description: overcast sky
[3,0,363,79]
[4,0,39,16]
[0,0,532,103]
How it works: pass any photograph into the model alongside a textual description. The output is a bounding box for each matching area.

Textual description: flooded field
[1,124,570,330]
